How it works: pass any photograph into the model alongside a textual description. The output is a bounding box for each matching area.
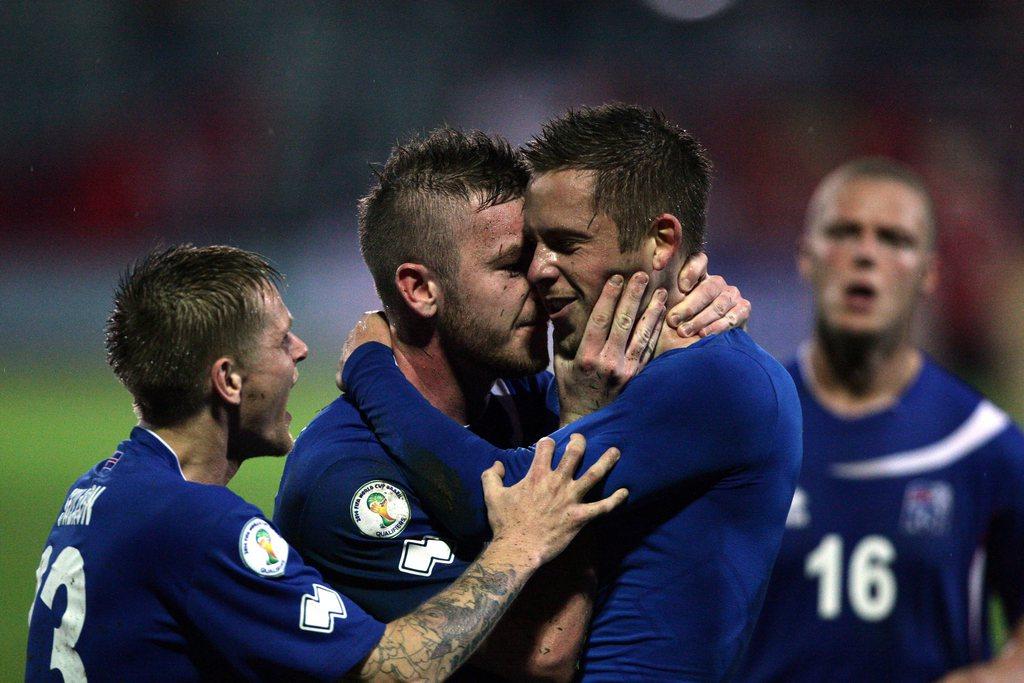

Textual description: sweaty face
[438,198,549,377]
[800,177,936,340]
[524,170,644,358]
[237,286,308,458]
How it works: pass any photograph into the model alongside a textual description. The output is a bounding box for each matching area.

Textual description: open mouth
[844,283,877,310]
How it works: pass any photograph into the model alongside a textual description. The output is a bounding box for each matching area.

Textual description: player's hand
[553,272,666,426]
[666,252,751,338]
[336,311,392,390]
[482,434,627,569]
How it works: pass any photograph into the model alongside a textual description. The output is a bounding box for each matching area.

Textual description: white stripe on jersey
[830,401,1009,480]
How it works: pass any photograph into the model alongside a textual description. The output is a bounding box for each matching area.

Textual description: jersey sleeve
[984,423,1024,625]
[184,499,385,679]
[343,341,784,542]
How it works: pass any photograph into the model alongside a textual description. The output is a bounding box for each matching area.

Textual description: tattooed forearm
[352,556,529,682]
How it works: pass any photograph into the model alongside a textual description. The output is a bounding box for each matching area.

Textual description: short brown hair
[358,128,530,320]
[523,103,712,257]
[105,244,282,427]
[807,157,937,247]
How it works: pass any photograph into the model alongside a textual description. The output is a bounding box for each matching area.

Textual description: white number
[805,534,896,622]
[34,546,88,680]
[849,535,897,621]
[805,534,842,619]
[399,537,454,577]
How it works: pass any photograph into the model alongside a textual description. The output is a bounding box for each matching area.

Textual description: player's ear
[211,357,243,406]
[796,234,813,283]
[647,213,682,272]
[395,263,442,320]
[921,251,939,295]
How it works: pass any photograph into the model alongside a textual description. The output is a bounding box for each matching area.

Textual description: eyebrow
[534,224,593,238]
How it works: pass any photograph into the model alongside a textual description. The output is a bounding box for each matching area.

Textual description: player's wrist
[482,535,546,574]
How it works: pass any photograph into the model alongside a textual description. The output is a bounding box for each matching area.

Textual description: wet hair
[359,128,530,322]
[523,103,712,256]
[807,157,937,247]
[105,244,282,427]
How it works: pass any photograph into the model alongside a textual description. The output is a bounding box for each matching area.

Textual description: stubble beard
[439,294,547,379]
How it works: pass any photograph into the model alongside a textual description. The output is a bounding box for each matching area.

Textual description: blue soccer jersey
[26,427,384,682]
[740,353,1024,682]
[342,329,803,681]
[274,373,558,623]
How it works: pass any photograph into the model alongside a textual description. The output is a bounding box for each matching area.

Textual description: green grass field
[1,357,339,679]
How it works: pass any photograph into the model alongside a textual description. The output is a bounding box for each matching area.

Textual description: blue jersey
[740,354,1024,682]
[342,329,803,681]
[274,373,557,623]
[26,427,384,682]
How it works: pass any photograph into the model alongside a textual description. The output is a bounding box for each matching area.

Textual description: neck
[804,321,922,417]
[392,334,496,425]
[144,415,240,486]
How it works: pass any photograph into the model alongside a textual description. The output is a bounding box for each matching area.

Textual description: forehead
[458,197,525,257]
[815,177,929,236]
[258,285,291,330]
[524,169,597,227]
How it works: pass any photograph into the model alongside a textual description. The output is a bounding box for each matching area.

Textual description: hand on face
[553,271,667,426]
[336,311,392,391]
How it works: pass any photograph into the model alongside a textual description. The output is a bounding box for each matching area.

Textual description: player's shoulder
[647,329,796,403]
[287,395,397,475]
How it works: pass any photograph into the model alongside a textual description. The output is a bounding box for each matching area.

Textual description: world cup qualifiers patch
[239,518,289,577]
[351,480,410,539]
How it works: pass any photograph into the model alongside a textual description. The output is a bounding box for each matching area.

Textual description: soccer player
[25,244,628,681]
[337,104,803,680]
[274,129,748,679]
[738,159,1024,681]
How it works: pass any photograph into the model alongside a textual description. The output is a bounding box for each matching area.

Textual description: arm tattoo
[353,559,525,681]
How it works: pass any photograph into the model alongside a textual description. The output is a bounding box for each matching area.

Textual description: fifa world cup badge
[351,480,411,538]
[239,518,290,577]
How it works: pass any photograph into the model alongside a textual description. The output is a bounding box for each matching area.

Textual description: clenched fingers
[625,288,666,365]
[579,275,625,365]
[667,275,726,328]
[677,252,709,294]
[697,296,750,337]
[604,272,649,355]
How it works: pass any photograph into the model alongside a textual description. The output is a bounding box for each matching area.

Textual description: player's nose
[527,244,559,287]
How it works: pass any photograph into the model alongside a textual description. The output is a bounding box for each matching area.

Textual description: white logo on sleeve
[300,584,347,633]
[400,537,454,576]
[351,480,410,538]
[239,518,289,577]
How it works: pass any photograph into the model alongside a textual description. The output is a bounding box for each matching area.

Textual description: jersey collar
[130,426,187,480]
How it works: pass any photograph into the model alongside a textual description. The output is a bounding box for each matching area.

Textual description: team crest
[239,518,289,577]
[351,480,410,539]
[900,480,954,536]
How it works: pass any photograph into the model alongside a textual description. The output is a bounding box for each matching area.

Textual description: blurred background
[3,1,1023,675]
